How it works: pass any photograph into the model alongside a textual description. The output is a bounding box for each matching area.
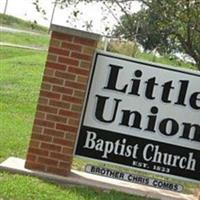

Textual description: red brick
[32,125,43,134]
[35,111,45,119]
[59,110,79,119]
[43,128,64,138]
[44,68,55,76]
[38,97,48,105]
[74,90,85,98]
[79,61,91,69]
[59,161,71,168]
[41,143,61,152]
[25,162,46,171]
[43,76,64,85]
[62,147,73,154]
[58,56,79,66]
[71,52,92,61]
[68,66,89,76]
[38,105,57,114]
[77,76,88,84]
[61,42,82,51]
[49,100,70,109]
[40,90,61,100]
[54,71,76,81]
[74,36,97,47]
[46,166,70,176]
[50,39,61,48]
[47,54,57,62]
[50,152,72,161]
[25,29,100,176]
[62,95,82,104]
[49,47,70,56]
[82,46,95,55]
[65,132,77,141]
[68,118,79,126]
[32,133,52,142]
[46,114,67,123]
[28,147,49,156]
[46,62,67,71]
[53,137,74,146]
[41,83,51,91]
[35,119,55,128]
[52,86,73,95]
[71,104,82,112]
[56,124,78,133]
[38,157,58,166]
[65,80,86,90]
[52,31,73,42]
[29,140,40,148]
[26,154,37,162]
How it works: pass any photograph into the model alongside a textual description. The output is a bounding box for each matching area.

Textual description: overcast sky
[0,0,141,34]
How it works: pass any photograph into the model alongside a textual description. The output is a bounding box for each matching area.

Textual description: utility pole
[3,0,8,15]
[49,0,57,33]
[104,37,108,51]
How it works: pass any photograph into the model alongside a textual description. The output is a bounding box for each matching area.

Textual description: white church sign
[75,51,200,183]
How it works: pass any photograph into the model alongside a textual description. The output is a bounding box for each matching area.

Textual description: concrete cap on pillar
[50,24,102,41]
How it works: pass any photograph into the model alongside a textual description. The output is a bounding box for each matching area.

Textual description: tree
[34,0,200,70]
[114,0,200,70]
[114,9,173,54]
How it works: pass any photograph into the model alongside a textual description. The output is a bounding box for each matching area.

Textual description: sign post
[75,51,200,183]
[25,25,101,176]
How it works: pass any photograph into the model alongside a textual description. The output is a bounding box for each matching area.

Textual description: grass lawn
[0,172,155,200]
[136,52,197,70]
[0,32,50,48]
[0,14,199,198]
[0,47,46,161]
[0,46,198,199]
[0,13,48,33]
[0,46,159,200]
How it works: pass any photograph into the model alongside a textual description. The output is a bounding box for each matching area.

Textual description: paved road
[0,26,47,35]
[0,26,48,51]
[0,42,47,51]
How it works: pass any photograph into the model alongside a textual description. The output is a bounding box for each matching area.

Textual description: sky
[0,0,141,34]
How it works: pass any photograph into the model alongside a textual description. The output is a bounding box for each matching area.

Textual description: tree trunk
[176,34,200,71]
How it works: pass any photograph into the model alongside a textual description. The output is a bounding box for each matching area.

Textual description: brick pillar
[197,188,200,200]
[25,24,101,176]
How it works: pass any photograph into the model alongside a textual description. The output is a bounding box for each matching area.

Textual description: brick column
[197,188,200,200]
[25,24,101,176]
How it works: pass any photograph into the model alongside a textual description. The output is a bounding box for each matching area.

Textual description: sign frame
[74,50,200,184]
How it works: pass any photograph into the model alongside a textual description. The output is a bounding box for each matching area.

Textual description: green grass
[0,16,199,198]
[0,172,155,200]
[0,47,198,199]
[0,47,47,161]
[0,47,159,200]
[135,52,197,70]
[0,46,45,60]
[0,32,50,48]
[102,40,198,71]
[0,13,48,33]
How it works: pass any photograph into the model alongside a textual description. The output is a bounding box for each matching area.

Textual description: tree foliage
[34,0,200,70]
[114,0,200,70]
[114,9,173,54]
